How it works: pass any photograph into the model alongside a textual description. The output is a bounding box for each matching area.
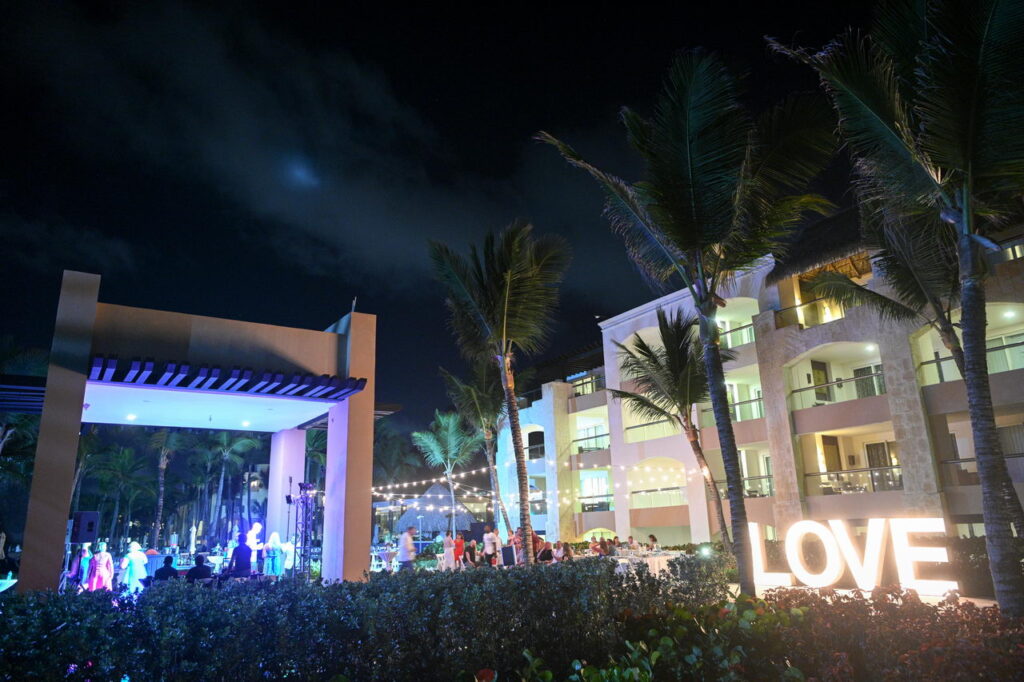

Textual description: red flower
[476,669,496,682]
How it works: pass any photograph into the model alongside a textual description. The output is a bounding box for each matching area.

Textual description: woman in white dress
[442,531,456,571]
[119,541,149,593]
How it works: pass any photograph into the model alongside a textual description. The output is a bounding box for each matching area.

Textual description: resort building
[495,219,1024,545]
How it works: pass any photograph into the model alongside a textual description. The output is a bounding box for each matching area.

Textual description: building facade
[495,236,1024,545]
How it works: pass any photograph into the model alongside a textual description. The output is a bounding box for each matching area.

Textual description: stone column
[879,322,944,515]
[321,312,376,582]
[266,428,306,542]
[20,271,101,592]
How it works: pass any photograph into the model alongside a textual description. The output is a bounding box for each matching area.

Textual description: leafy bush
[0,558,691,681]
[523,588,1024,681]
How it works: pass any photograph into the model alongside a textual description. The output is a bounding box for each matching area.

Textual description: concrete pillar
[266,428,306,542]
[879,323,945,515]
[20,271,100,592]
[321,312,375,582]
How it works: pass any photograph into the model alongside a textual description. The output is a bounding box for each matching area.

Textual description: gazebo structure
[395,482,477,535]
[18,270,376,591]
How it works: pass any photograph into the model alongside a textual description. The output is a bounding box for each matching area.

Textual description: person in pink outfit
[86,541,114,591]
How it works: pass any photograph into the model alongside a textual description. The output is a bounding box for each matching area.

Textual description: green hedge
[0,555,727,681]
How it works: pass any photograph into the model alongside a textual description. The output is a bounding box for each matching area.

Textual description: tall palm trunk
[246,465,254,529]
[445,470,457,536]
[699,320,754,595]
[71,463,86,514]
[152,454,168,549]
[680,414,731,551]
[935,312,1024,532]
[212,459,227,540]
[958,230,1024,617]
[124,497,134,544]
[484,435,513,533]
[108,495,121,546]
[500,355,534,563]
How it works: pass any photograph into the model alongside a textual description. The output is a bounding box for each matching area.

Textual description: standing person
[397,526,417,571]
[442,531,456,571]
[482,525,498,567]
[226,532,252,579]
[454,533,466,570]
[68,544,93,589]
[264,532,284,578]
[119,541,149,592]
[86,542,113,591]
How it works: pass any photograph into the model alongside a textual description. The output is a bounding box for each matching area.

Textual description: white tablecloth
[614,554,675,575]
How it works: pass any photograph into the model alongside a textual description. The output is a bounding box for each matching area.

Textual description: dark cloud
[1,216,138,275]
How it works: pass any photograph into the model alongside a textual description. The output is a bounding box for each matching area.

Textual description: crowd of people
[383,526,662,572]
[65,525,294,593]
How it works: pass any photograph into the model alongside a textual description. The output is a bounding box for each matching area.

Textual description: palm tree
[441,364,514,533]
[95,446,148,548]
[411,411,482,535]
[770,0,1024,616]
[187,447,219,536]
[71,426,102,514]
[372,417,421,486]
[610,308,734,551]
[306,429,327,490]
[430,222,571,563]
[149,429,192,548]
[204,431,259,542]
[539,51,834,593]
[810,213,1024,532]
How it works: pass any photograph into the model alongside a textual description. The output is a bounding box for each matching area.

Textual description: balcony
[699,397,764,429]
[517,388,542,409]
[571,373,606,396]
[775,298,846,330]
[715,475,775,499]
[623,419,680,443]
[918,340,1024,386]
[720,323,755,349]
[804,465,903,496]
[526,443,545,460]
[789,371,886,411]
[573,433,610,454]
[940,453,1024,487]
[577,494,614,512]
[629,486,687,509]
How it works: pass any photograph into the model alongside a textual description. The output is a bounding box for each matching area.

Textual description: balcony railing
[577,494,614,512]
[699,397,764,429]
[805,466,903,495]
[720,323,755,349]
[715,475,775,499]
[573,433,610,453]
[571,374,606,396]
[775,298,846,330]
[987,235,1024,266]
[789,371,886,410]
[629,486,687,509]
[917,340,1024,386]
[516,388,542,409]
[623,419,679,443]
[940,453,1024,487]
[526,443,546,460]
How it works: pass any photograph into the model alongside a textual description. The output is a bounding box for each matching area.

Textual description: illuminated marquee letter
[829,518,887,592]
[889,518,958,596]
[784,520,844,588]
[748,522,793,587]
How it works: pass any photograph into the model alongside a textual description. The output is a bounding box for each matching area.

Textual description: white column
[266,428,306,542]
[320,312,375,582]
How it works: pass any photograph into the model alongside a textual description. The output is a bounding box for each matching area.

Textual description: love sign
[748,518,958,596]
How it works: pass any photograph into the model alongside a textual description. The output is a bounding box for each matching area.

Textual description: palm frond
[809,270,922,323]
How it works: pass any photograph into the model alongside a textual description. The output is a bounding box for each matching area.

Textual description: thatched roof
[395,482,477,534]
[767,208,864,284]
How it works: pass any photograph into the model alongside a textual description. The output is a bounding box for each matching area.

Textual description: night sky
[2,1,870,430]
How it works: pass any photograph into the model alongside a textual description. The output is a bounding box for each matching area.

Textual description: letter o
[784,520,844,588]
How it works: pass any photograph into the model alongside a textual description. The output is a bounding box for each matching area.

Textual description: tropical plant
[94,446,149,547]
[770,0,1024,616]
[149,429,192,548]
[203,431,259,542]
[441,364,514,533]
[372,417,421,486]
[70,426,103,514]
[538,51,834,592]
[411,411,482,535]
[306,429,327,490]
[430,221,570,563]
[610,308,734,551]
